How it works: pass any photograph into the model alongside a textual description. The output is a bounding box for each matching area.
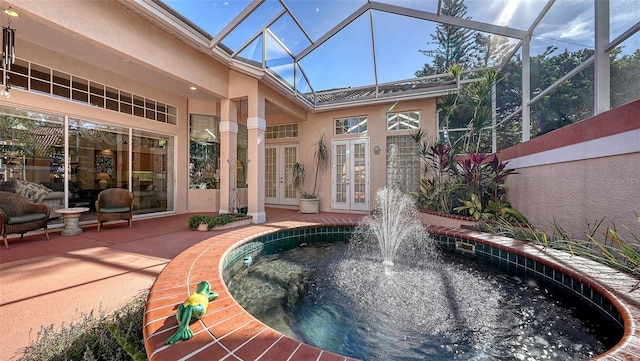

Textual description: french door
[331,138,370,211]
[265,144,298,205]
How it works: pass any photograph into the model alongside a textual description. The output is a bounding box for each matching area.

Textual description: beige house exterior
[1,0,637,239]
[0,0,436,223]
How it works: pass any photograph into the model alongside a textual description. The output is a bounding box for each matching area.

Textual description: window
[89,82,104,108]
[30,64,50,94]
[71,77,89,103]
[7,58,28,89]
[6,57,177,125]
[335,116,367,135]
[189,114,220,189]
[265,123,298,139]
[52,70,71,99]
[387,111,420,131]
[386,135,420,193]
[105,87,119,111]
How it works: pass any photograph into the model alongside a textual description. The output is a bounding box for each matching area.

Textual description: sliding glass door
[0,106,175,221]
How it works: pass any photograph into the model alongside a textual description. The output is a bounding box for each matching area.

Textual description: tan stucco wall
[507,153,640,238]
[4,0,439,217]
[10,0,229,98]
[500,101,640,239]
[300,99,437,212]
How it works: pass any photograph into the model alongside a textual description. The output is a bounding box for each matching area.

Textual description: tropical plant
[454,194,491,220]
[455,194,527,222]
[291,161,306,196]
[410,129,525,222]
[411,130,462,213]
[455,152,526,222]
[292,134,330,199]
[458,151,488,201]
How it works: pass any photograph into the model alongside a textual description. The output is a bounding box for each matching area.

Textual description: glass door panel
[265,144,298,205]
[132,129,173,214]
[332,139,369,211]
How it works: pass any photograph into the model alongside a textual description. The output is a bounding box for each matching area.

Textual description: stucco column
[247,116,266,223]
[219,99,238,213]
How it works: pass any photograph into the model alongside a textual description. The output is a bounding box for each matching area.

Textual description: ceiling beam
[295,2,370,61]
[210,0,265,49]
[370,1,527,39]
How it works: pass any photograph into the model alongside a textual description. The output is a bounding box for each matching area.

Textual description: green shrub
[16,291,148,361]
[188,213,249,230]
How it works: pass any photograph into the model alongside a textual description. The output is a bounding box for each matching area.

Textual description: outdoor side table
[55,207,90,236]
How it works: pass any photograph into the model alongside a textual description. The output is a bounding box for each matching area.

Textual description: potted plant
[292,134,329,213]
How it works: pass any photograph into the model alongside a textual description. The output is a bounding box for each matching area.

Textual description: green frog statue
[165,280,218,344]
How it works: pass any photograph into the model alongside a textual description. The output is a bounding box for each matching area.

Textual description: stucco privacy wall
[498,99,640,239]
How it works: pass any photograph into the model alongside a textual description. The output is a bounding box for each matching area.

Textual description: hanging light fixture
[1,7,18,98]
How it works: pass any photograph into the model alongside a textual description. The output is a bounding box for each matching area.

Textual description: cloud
[534,7,594,47]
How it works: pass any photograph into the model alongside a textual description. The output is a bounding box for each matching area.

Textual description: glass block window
[266,123,298,139]
[387,110,420,131]
[335,116,367,135]
[386,135,420,193]
[4,57,177,125]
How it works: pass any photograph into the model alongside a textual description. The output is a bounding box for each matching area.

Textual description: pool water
[227,242,610,360]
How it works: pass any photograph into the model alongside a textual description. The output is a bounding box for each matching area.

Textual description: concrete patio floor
[0,208,362,361]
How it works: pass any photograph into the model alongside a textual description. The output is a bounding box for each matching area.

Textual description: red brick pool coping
[143,220,640,360]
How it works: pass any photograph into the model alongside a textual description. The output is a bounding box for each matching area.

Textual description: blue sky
[162,0,640,92]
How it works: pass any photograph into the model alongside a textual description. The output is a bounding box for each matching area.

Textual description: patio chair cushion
[7,213,48,225]
[99,207,131,213]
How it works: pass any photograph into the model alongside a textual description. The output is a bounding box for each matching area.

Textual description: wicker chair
[0,191,50,248]
[95,188,134,232]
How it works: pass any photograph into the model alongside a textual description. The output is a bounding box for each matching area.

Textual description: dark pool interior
[227,238,622,361]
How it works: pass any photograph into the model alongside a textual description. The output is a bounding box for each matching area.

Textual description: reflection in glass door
[331,139,369,211]
[132,130,172,214]
[265,144,298,205]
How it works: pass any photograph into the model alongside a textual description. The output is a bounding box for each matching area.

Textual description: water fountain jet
[221,145,614,360]
[354,144,433,273]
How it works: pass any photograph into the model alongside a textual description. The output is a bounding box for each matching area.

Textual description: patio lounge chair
[95,188,134,232]
[0,191,50,248]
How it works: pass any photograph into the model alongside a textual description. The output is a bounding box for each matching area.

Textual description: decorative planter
[419,209,477,229]
[195,217,252,231]
[196,223,209,231]
[298,198,320,214]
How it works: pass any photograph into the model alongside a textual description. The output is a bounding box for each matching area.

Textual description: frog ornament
[165,280,218,344]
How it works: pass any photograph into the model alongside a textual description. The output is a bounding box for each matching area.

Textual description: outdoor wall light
[3,8,19,18]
